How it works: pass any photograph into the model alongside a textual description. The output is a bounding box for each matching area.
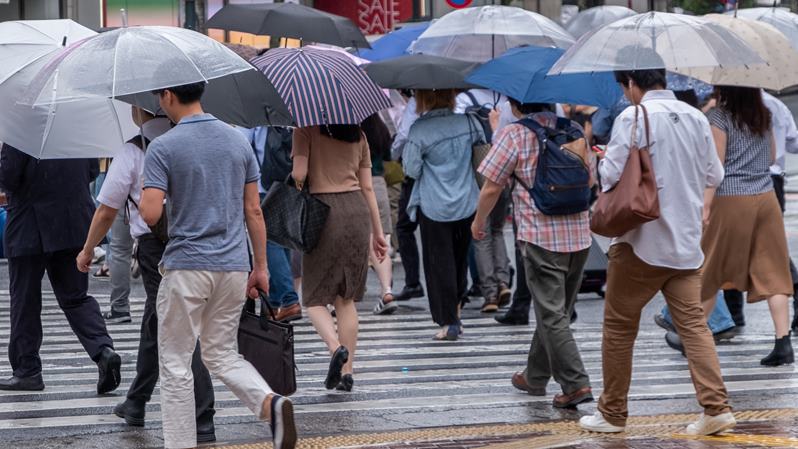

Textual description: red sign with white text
[314,0,413,36]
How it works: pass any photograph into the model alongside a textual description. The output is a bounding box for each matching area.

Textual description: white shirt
[600,90,724,270]
[390,97,418,161]
[454,88,515,132]
[97,118,172,238]
[762,91,798,175]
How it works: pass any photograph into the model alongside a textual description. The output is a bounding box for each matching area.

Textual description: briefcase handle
[243,290,278,321]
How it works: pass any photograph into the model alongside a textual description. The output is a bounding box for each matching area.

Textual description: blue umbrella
[359,22,430,62]
[667,72,713,102]
[466,46,622,109]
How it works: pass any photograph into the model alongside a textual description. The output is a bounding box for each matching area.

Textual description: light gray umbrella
[565,6,636,39]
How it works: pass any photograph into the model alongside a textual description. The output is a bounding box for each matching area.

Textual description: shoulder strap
[516,117,544,134]
[638,103,651,149]
[555,117,572,130]
[465,91,480,108]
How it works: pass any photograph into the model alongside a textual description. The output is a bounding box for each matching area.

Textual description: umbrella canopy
[466,46,621,109]
[565,5,636,39]
[252,48,392,127]
[730,7,798,51]
[674,15,798,91]
[206,3,370,49]
[666,73,713,102]
[549,12,765,75]
[364,54,480,90]
[409,5,574,62]
[360,22,430,62]
[0,20,137,159]
[20,26,292,127]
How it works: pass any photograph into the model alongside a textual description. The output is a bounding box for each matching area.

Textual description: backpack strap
[555,117,572,130]
[464,90,480,108]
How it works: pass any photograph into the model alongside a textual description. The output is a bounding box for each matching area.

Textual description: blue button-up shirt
[402,108,485,222]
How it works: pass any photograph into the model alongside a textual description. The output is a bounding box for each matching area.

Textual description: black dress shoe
[114,399,146,426]
[495,312,528,325]
[336,374,354,392]
[394,285,424,301]
[96,347,122,394]
[325,346,349,390]
[0,374,44,391]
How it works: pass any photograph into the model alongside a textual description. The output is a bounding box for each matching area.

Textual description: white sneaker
[579,412,625,433]
[685,412,736,436]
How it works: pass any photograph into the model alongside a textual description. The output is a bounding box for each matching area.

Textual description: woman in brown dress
[292,124,388,392]
[702,86,793,366]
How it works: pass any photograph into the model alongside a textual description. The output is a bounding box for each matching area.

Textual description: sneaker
[102,310,132,324]
[497,283,512,307]
[579,412,625,433]
[654,313,675,332]
[373,294,398,315]
[481,297,499,313]
[268,395,297,449]
[685,412,736,436]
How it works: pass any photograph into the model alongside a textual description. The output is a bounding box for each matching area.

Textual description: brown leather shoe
[553,386,593,409]
[481,297,499,313]
[511,372,546,396]
[498,283,512,307]
[275,303,302,323]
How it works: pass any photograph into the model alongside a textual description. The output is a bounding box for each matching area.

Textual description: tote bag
[262,176,330,253]
[590,104,660,237]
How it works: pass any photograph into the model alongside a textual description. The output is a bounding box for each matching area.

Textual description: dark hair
[714,86,771,136]
[151,81,205,105]
[673,90,699,109]
[361,114,392,159]
[613,69,667,91]
[320,124,362,143]
[508,97,551,115]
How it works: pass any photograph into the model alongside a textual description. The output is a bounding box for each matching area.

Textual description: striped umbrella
[252,48,392,127]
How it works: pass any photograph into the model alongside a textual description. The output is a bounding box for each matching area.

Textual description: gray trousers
[474,190,511,299]
[109,209,133,314]
[521,242,590,395]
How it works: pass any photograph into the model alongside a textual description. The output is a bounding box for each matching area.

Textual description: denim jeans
[662,290,735,334]
[267,241,299,309]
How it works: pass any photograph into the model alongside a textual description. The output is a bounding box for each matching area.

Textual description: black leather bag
[262,177,330,253]
[237,292,296,396]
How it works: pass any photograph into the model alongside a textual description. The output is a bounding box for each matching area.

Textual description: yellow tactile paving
[219,408,798,449]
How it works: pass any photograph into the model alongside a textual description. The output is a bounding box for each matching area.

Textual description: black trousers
[8,248,113,378]
[507,242,532,317]
[126,235,215,423]
[419,212,472,326]
[396,179,421,287]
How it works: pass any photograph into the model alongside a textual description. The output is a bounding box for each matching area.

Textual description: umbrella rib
[156,31,210,84]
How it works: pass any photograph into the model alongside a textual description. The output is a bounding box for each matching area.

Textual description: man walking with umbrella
[0,144,121,394]
[139,81,295,449]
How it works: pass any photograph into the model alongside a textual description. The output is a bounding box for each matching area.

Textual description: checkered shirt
[478,112,594,253]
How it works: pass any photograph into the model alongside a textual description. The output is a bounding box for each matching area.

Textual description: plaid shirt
[478,112,594,253]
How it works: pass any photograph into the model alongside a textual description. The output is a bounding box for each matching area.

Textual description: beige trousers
[157,269,273,449]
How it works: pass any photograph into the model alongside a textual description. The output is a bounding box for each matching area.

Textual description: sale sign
[446,0,473,8]
[315,0,413,35]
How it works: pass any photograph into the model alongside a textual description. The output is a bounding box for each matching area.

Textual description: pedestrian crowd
[0,6,797,449]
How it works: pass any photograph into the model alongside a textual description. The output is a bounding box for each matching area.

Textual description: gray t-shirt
[143,113,260,272]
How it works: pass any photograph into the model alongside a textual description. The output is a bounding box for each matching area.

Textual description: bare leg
[768,294,790,338]
[307,305,340,352]
[334,297,359,374]
[369,234,394,302]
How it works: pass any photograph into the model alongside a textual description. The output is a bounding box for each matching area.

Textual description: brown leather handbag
[590,104,660,237]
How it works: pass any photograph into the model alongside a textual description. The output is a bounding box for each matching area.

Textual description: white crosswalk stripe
[0,291,794,435]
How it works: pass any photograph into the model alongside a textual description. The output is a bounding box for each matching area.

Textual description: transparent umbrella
[549,12,765,75]
[0,20,137,159]
[409,5,575,63]
[565,5,636,39]
[674,15,798,91]
[729,7,798,51]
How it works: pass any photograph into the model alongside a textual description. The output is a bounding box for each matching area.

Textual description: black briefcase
[238,292,296,396]
[262,177,330,253]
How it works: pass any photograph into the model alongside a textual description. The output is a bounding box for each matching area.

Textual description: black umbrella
[117,68,294,128]
[364,54,481,90]
[207,3,370,49]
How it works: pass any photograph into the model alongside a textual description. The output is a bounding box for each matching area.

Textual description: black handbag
[262,176,330,253]
[237,292,296,396]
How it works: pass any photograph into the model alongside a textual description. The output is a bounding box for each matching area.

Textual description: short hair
[415,89,456,114]
[614,69,667,90]
[508,97,551,115]
[151,81,206,105]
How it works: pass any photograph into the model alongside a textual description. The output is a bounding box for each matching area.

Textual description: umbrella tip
[61,36,67,46]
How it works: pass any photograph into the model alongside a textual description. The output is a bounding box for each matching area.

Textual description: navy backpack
[516,117,592,216]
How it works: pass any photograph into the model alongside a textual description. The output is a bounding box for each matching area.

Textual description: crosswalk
[0,289,795,441]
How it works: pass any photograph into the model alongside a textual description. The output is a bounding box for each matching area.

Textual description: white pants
[157,269,273,449]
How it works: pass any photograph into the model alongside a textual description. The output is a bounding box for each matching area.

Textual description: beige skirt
[302,190,371,307]
[701,191,793,303]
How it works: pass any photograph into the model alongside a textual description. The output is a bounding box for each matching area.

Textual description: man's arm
[244,182,269,298]
[76,204,119,272]
[140,188,165,226]
[472,180,504,240]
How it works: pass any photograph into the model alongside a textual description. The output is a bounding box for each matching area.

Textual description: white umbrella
[566,5,637,39]
[408,5,575,63]
[22,25,255,106]
[0,20,136,159]
[549,12,765,75]
[674,15,798,91]
[729,7,798,51]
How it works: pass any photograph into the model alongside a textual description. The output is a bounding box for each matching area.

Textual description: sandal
[433,325,459,341]
[373,293,398,315]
